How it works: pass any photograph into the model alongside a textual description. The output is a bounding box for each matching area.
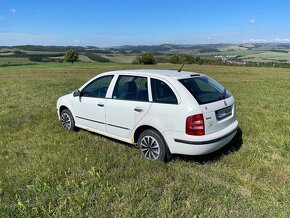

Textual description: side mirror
[73,90,82,97]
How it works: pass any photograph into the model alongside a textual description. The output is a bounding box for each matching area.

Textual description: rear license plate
[216,106,232,121]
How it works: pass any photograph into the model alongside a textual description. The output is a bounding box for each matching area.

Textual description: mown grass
[0,62,289,217]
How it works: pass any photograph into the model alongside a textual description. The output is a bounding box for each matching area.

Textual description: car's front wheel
[138,129,170,161]
[60,109,77,131]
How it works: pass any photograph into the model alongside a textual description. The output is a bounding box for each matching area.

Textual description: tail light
[186,114,205,135]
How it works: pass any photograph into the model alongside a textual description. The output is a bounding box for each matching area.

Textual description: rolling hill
[0,43,290,66]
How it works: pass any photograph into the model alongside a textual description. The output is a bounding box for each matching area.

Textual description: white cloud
[249,19,256,24]
[72,39,81,43]
[243,37,290,43]
[271,38,290,43]
[10,8,16,13]
[246,38,267,43]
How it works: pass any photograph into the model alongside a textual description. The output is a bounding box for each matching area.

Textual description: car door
[73,75,114,132]
[106,75,152,138]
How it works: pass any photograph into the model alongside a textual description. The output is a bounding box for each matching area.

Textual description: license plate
[216,106,232,121]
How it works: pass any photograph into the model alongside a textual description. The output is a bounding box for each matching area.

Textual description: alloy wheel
[140,135,160,160]
[61,113,71,130]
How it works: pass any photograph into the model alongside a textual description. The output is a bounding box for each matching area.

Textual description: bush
[169,55,180,64]
[134,53,156,65]
[28,56,43,62]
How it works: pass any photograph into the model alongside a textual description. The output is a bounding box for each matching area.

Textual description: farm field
[0,62,289,217]
[102,54,136,63]
[243,52,290,63]
[0,57,33,65]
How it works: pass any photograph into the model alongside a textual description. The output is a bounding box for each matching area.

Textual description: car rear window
[179,76,231,104]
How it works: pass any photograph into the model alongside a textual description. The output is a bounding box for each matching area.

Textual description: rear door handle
[134,107,143,112]
[97,103,104,107]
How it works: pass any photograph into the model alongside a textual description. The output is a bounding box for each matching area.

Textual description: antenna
[177,49,195,72]
[178,63,185,72]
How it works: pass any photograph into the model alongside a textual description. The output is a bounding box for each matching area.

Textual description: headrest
[123,81,138,92]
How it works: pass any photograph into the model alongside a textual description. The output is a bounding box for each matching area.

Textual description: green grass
[0,57,33,65]
[243,52,290,63]
[103,54,137,63]
[199,50,265,57]
[22,50,64,55]
[0,52,14,56]
[0,62,289,217]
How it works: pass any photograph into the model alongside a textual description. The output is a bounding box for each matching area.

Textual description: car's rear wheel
[138,129,170,161]
[60,109,76,131]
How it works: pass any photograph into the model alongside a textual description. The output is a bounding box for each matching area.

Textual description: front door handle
[134,107,143,112]
[97,103,104,107]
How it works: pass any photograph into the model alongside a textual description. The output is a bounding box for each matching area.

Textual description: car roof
[102,69,203,80]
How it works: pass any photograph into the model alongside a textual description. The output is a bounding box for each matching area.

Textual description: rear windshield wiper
[218,88,227,100]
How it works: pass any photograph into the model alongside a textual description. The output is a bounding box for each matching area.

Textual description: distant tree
[134,53,156,65]
[64,49,78,64]
[169,55,180,64]
[28,55,43,62]
[141,53,156,64]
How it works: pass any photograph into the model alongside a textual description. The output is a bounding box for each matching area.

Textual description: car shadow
[171,127,243,164]
[84,127,243,164]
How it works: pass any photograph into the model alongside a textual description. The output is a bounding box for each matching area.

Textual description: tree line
[132,53,290,68]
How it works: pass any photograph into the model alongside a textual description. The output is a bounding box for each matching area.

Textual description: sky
[0,0,290,47]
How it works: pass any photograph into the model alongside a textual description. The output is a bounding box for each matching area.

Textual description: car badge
[224,101,227,106]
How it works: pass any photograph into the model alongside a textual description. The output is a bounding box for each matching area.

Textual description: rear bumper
[163,120,238,155]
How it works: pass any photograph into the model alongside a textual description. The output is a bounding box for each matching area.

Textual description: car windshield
[179,76,232,104]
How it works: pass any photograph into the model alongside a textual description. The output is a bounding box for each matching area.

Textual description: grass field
[0,57,33,65]
[0,62,289,217]
[103,54,137,63]
[243,52,290,63]
[200,50,265,57]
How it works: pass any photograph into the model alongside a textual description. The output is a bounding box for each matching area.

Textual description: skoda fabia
[57,69,238,161]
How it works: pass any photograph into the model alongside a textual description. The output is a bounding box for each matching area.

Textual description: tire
[138,129,171,161]
[60,109,77,131]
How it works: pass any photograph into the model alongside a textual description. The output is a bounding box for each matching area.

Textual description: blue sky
[0,0,290,46]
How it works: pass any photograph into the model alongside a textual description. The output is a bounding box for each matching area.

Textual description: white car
[57,69,238,161]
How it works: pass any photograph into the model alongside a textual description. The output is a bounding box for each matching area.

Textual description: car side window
[151,78,178,104]
[112,75,149,101]
[82,75,113,98]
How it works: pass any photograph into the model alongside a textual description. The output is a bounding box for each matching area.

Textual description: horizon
[1,42,290,49]
[1,0,290,46]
